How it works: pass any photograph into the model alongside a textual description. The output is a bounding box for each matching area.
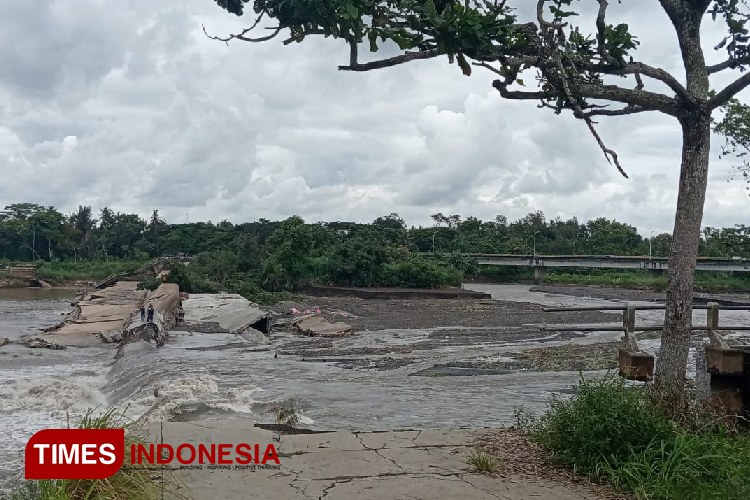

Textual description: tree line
[1,202,748,291]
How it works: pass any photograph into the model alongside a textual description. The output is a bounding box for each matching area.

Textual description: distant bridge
[460,254,750,279]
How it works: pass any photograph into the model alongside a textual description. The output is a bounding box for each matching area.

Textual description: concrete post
[533,267,547,283]
[618,303,654,381]
[707,301,729,348]
[623,304,638,352]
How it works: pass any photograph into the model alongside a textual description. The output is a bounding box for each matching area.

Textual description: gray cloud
[0,0,747,234]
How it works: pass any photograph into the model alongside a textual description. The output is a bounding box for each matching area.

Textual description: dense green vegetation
[1,203,749,296]
[520,376,750,500]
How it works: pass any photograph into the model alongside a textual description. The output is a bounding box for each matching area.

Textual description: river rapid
[1,284,748,492]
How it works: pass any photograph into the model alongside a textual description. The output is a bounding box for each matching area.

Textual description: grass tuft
[467,450,497,474]
[276,399,301,428]
[7,407,186,500]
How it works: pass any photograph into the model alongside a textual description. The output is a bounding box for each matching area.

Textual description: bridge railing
[541,302,750,381]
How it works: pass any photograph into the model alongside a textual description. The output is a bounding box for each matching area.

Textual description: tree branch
[615,62,691,102]
[574,83,680,115]
[595,0,611,62]
[709,72,750,110]
[706,57,750,74]
[339,50,441,71]
[492,79,558,100]
[551,54,629,178]
[584,105,649,117]
[203,22,282,44]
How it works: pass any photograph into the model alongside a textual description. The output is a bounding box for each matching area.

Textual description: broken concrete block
[618,348,654,381]
[295,316,352,338]
[705,346,747,376]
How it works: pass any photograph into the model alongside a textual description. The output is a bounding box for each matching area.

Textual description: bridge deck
[465,254,750,273]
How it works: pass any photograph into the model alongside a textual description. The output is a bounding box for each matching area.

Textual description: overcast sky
[0,0,748,235]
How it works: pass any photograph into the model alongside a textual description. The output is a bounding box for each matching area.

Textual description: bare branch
[282,29,326,45]
[552,54,629,178]
[584,118,629,178]
[202,11,282,44]
[618,62,690,102]
[492,80,558,100]
[575,83,680,115]
[595,0,611,62]
[203,22,282,44]
[584,105,649,117]
[339,50,441,71]
[709,72,750,110]
[706,57,750,74]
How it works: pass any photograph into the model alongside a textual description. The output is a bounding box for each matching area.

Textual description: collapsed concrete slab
[34,281,146,347]
[121,283,182,348]
[181,293,271,335]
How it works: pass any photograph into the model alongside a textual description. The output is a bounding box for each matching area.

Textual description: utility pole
[533,230,540,259]
[649,231,655,260]
[432,232,437,253]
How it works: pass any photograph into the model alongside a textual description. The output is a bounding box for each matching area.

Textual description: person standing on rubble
[146,303,155,323]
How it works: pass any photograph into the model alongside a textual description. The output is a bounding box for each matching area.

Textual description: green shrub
[36,260,148,281]
[379,257,462,288]
[530,375,750,500]
[533,375,676,475]
[137,277,161,291]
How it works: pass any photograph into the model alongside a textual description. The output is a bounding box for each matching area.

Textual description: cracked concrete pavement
[151,419,605,500]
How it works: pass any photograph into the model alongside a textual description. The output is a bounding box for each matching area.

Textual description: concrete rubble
[22,338,66,350]
[294,315,353,338]
[273,303,354,338]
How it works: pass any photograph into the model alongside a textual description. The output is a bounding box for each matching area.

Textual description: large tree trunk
[656,115,711,394]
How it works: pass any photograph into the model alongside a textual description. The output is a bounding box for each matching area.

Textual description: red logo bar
[25,429,125,479]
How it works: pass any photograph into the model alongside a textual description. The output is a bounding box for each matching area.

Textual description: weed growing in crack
[467,450,497,474]
[276,399,301,428]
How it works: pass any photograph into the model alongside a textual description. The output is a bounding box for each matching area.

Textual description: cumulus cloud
[0,0,747,234]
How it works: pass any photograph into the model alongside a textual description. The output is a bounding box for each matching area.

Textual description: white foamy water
[0,363,109,474]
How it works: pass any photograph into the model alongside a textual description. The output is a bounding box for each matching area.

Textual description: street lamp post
[649,231,655,260]
[533,231,540,259]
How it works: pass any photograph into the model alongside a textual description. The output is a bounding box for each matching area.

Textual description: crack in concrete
[289,473,315,500]
[353,431,412,475]
[373,448,407,474]
[319,477,355,499]
[317,471,483,499]
[458,473,507,500]
[410,430,423,447]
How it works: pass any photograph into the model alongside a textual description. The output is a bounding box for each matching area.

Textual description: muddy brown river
[1,283,748,492]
